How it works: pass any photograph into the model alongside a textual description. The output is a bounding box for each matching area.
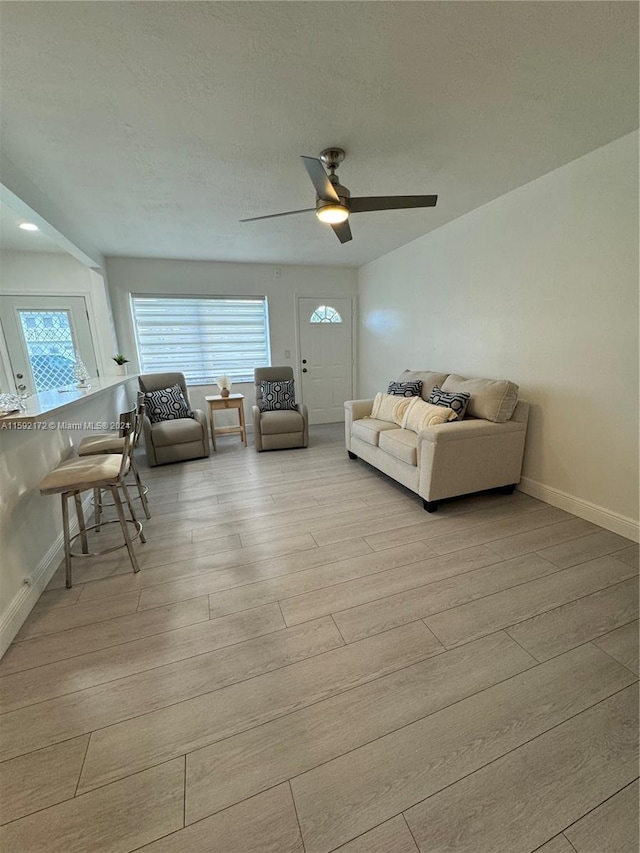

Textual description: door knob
[302,368,307,373]
[16,373,23,379]
[302,359,307,364]
[17,384,26,391]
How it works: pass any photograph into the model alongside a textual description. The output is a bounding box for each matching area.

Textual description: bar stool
[39,425,145,588]
[78,396,151,527]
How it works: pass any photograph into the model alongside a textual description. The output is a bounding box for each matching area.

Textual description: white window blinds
[131,296,270,384]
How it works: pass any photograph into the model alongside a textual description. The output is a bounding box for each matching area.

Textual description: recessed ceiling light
[19,223,39,231]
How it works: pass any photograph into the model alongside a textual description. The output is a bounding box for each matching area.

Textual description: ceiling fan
[240,148,438,244]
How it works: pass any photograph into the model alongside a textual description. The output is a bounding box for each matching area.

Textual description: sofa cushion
[402,398,458,432]
[442,375,519,423]
[428,385,470,420]
[387,380,422,397]
[379,428,418,466]
[371,393,414,425]
[397,370,449,401]
[259,409,304,435]
[144,384,193,424]
[151,417,203,447]
[352,418,400,447]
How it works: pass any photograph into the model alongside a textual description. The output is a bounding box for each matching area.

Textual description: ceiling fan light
[316,204,349,224]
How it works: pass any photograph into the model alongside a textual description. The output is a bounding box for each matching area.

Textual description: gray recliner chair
[253,366,309,451]
[139,372,210,466]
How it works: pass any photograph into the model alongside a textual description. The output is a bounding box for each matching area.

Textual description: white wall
[106,257,358,422]
[0,251,120,381]
[358,132,639,540]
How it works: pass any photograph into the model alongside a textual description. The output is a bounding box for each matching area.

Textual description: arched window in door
[309,305,343,324]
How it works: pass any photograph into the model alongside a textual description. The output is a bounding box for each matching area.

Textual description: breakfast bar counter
[0,375,138,657]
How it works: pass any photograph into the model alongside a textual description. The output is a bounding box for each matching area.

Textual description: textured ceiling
[0,1,637,267]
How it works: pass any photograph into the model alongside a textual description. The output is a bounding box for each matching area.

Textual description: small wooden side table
[205,394,247,450]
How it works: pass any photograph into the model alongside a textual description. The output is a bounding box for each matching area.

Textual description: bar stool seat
[77,398,151,524]
[78,435,125,454]
[39,427,145,588]
[41,454,123,488]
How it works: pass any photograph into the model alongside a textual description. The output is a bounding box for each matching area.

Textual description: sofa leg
[423,499,438,513]
[498,484,517,495]
[347,451,358,460]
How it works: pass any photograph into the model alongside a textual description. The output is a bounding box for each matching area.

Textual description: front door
[0,295,98,396]
[297,297,353,424]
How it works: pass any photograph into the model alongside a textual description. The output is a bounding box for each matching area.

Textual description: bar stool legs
[93,458,151,525]
[94,488,102,533]
[61,494,72,589]
[112,486,141,574]
[130,456,151,519]
[74,493,89,554]
[60,485,144,587]
[121,481,146,545]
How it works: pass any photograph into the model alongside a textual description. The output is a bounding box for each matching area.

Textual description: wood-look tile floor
[1,424,638,852]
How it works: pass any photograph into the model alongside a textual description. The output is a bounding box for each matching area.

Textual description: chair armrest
[252,405,263,451]
[297,403,309,447]
[192,409,211,455]
[141,413,158,467]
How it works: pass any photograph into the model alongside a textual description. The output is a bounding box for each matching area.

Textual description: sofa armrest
[345,399,374,420]
[344,399,374,452]
[417,417,528,502]
[418,418,527,444]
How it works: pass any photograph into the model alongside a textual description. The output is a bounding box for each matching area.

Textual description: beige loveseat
[345,370,529,511]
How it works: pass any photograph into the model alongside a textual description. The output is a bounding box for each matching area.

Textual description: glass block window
[309,305,342,324]
[131,295,271,384]
[18,310,77,392]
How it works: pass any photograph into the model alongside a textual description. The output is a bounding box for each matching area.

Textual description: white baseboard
[519,476,639,543]
[0,493,94,659]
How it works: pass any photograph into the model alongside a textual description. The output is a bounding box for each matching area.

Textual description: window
[131,296,270,384]
[309,305,342,324]
[18,309,77,392]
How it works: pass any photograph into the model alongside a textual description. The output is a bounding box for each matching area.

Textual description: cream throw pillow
[402,398,458,432]
[370,393,413,425]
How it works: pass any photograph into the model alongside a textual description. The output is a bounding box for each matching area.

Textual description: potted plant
[216,374,232,397]
[112,354,129,376]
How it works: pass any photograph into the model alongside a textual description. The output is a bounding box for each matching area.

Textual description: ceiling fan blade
[240,208,315,223]
[350,195,438,213]
[301,156,340,202]
[331,220,352,244]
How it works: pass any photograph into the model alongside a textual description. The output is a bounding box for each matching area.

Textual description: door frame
[0,290,101,394]
[294,294,356,410]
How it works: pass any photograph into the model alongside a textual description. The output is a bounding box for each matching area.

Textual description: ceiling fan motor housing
[316,183,350,216]
[319,148,346,172]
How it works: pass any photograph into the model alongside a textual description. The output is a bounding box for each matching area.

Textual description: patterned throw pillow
[428,385,471,420]
[143,384,194,424]
[387,380,423,397]
[259,379,297,411]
